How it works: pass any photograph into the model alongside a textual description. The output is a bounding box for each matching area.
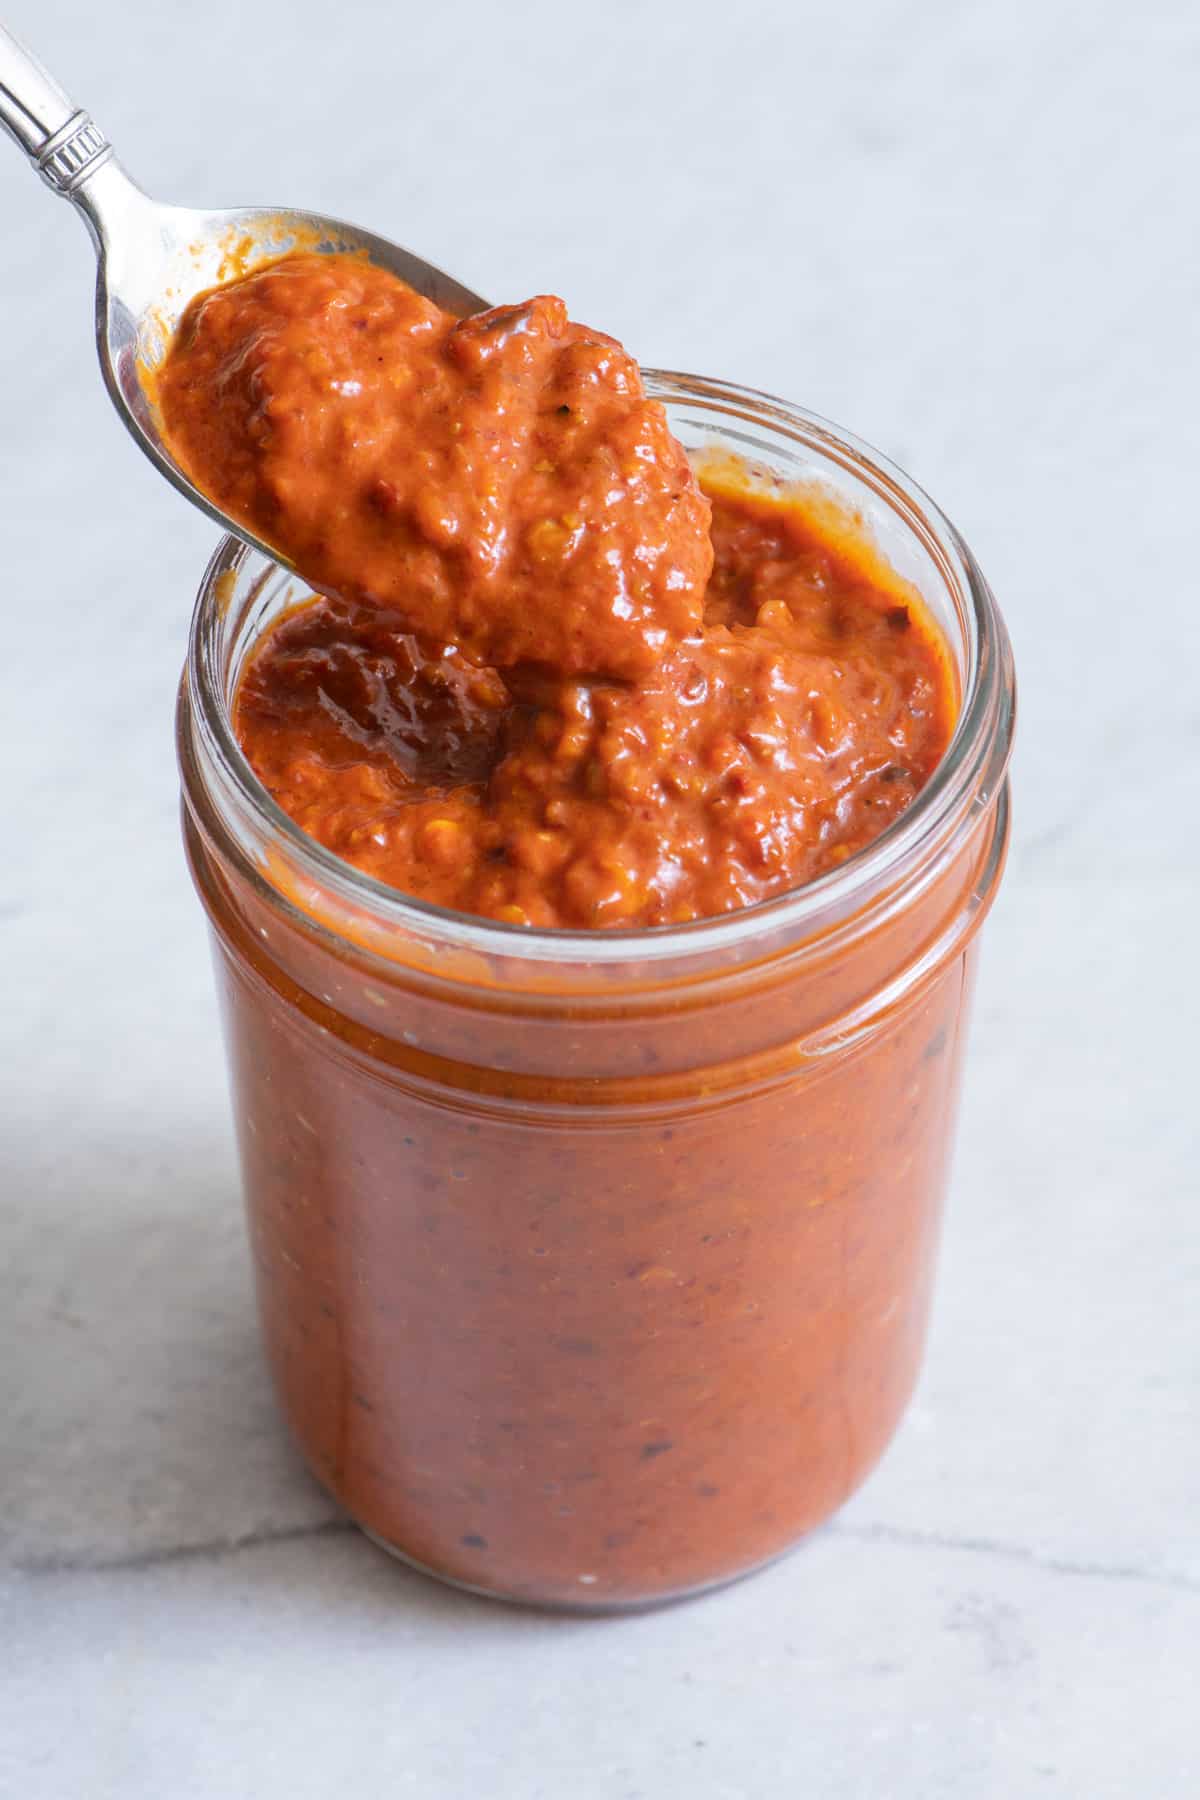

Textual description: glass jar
[177,373,1015,1610]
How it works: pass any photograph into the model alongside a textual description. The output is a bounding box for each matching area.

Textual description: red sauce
[234,485,953,927]
[160,253,952,928]
[158,255,711,681]
[165,250,1002,1608]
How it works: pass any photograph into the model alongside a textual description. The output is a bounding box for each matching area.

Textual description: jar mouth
[184,371,1015,968]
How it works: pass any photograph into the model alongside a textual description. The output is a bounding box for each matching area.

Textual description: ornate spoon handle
[0,23,112,194]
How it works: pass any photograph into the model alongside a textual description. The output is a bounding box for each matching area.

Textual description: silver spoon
[0,24,489,569]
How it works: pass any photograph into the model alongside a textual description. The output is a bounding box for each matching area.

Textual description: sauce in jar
[233,481,954,928]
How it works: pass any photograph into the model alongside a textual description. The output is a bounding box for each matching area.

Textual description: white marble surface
[1,0,1197,1793]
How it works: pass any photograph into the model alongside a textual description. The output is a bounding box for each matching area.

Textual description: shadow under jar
[177,373,1015,1611]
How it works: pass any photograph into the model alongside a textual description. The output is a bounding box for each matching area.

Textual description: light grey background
[1,1,1197,1795]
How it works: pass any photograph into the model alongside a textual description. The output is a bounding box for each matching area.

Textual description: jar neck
[182,669,1009,1091]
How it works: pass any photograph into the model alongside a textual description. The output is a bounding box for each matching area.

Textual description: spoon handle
[0,24,112,193]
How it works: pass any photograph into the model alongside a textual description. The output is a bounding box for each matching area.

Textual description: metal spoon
[0,24,488,569]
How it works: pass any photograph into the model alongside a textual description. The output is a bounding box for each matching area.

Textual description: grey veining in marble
[1,0,1198,1794]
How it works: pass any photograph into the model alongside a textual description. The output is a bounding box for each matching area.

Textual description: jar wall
[201,874,985,1608]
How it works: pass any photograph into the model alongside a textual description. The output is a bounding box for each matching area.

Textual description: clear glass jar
[177,373,1014,1610]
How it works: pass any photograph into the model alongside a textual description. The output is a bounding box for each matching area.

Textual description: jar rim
[184,370,1015,968]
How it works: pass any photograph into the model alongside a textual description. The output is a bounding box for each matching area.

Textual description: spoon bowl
[1,24,488,569]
